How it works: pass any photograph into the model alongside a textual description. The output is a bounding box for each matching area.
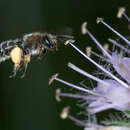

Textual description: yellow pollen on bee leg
[10,46,23,65]
[14,63,20,68]
[23,54,31,72]
[24,54,31,63]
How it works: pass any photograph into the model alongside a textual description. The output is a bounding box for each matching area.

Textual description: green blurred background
[0,0,129,130]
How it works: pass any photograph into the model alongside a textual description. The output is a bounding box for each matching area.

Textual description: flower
[50,7,130,129]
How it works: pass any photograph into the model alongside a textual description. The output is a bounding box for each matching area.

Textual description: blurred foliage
[0,0,129,130]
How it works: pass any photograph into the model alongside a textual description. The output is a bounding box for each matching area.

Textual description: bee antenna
[56,35,74,44]
[57,35,74,39]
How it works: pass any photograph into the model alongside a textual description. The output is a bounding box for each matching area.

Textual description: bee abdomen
[0,39,24,63]
[0,39,23,56]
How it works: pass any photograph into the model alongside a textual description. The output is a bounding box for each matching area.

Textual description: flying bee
[0,32,74,78]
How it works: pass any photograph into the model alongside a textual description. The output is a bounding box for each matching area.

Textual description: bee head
[41,34,57,51]
[41,33,74,51]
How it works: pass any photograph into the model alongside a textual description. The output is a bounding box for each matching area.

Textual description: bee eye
[41,35,56,51]
[42,36,52,47]
[45,39,50,45]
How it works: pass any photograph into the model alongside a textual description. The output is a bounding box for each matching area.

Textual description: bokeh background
[0,0,129,130]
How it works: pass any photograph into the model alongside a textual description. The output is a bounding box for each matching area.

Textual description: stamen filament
[60,93,88,99]
[108,38,130,54]
[89,49,110,62]
[67,42,129,89]
[123,13,130,23]
[68,62,109,86]
[89,104,115,114]
[86,29,112,59]
[68,115,103,128]
[55,77,97,95]
[68,115,87,126]
[99,18,130,45]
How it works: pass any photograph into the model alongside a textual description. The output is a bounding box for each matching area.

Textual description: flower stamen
[65,40,129,88]
[51,74,98,95]
[56,89,89,99]
[117,7,130,23]
[61,107,101,128]
[68,62,110,86]
[108,38,130,54]
[97,17,130,45]
[81,22,112,59]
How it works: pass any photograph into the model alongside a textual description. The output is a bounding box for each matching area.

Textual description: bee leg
[38,48,47,60]
[20,54,31,78]
[9,64,21,78]
[9,46,23,78]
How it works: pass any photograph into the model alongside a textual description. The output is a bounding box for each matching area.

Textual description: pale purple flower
[50,7,130,128]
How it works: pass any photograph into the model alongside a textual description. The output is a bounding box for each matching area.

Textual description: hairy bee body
[0,32,57,59]
[0,32,73,78]
[23,32,57,53]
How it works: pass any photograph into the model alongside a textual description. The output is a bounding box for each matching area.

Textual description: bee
[0,32,73,78]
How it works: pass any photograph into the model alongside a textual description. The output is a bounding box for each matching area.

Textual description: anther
[96,17,103,24]
[81,22,87,34]
[56,88,61,102]
[64,39,75,45]
[103,44,109,56]
[117,7,130,23]
[49,73,59,85]
[60,106,70,119]
[117,7,125,18]
[86,47,92,57]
